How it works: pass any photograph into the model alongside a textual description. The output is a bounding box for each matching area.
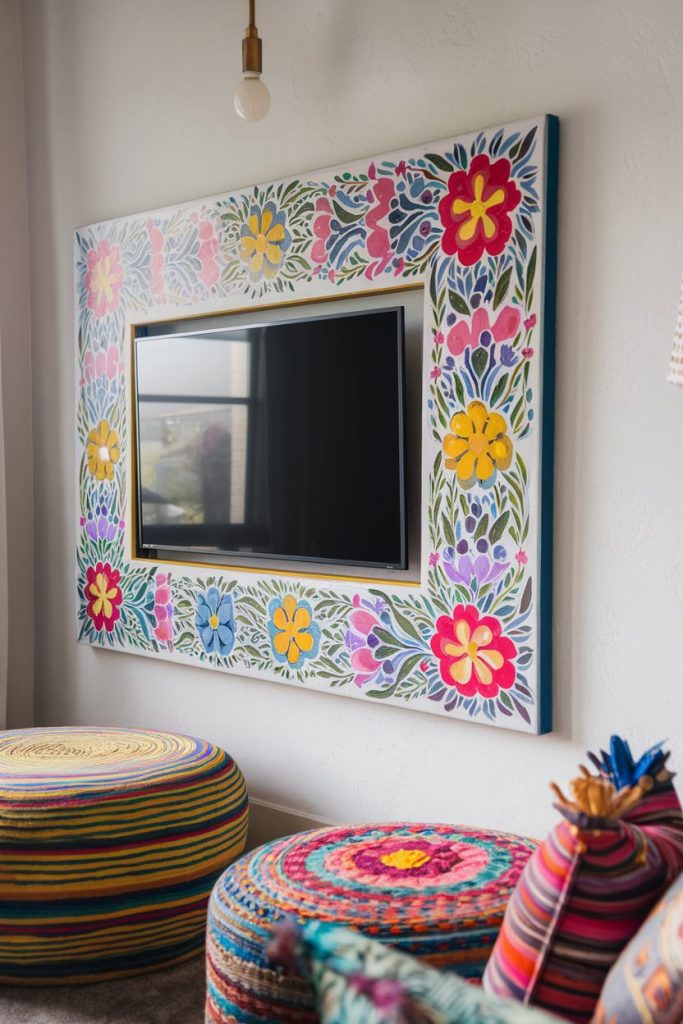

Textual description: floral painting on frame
[75,114,558,734]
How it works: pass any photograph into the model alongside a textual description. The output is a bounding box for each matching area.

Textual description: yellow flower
[268,594,320,667]
[86,419,120,481]
[443,400,512,488]
[239,201,291,283]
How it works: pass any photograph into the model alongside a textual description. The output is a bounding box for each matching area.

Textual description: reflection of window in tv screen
[134,307,407,569]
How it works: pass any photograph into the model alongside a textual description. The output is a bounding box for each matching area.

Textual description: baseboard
[246,797,338,849]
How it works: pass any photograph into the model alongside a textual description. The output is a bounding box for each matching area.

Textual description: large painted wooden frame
[75,115,558,734]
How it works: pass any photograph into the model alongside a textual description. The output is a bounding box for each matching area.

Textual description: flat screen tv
[134,306,407,569]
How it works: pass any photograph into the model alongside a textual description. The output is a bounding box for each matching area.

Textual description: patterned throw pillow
[593,871,683,1024]
[269,918,565,1024]
[483,772,675,1023]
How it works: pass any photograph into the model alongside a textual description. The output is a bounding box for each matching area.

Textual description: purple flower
[443,546,509,586]
[500,344,518,367]
[83,503,125,542]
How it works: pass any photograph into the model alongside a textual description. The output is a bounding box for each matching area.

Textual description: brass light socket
[242,26,263,74]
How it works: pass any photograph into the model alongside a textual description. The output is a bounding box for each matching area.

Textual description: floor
[0,957,206,1024]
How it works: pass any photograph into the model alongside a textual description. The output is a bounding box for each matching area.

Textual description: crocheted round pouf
[0,726,249,985]
[206,822,537,1023]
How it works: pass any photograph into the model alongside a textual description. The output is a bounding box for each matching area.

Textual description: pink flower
[524,314,537,330]
[429,552,440,567]
[395,160,407,178]
[393,258,405,276]
[147,219,165,296]
[365,178,395,279]
[430,366,441,380]
[85,239,124,319]
[345,606,384,688]
[312,196,333,264]
[420,659,429,673]
[522,347,534,359]
[368,162,376,179]
[153,572,174,650]
[434,331,445,346]
[106,345,121,380]
[81,344,122,386]
[447,305,521,358]
[197,218,220,288]
[516,549,528,565]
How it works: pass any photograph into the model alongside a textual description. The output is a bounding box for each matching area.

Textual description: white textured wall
[0,0,33,729]
[21,0,683,838]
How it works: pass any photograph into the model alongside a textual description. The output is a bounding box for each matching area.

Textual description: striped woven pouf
[206,822,537,1023]
[0,726,249,985]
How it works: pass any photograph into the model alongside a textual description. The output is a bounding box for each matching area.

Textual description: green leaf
[425,152,453,173]
[373,627,401,650]
[396,652,425,687]
[520,577,532,614]
[514,127,537,164]
[472,347,488,378]
[489,373,509,408]
[366,680,400,700]
[489,511,510,544]
[442,513,455,548]
[453,374,465,406]
[429,269,438,309]
[525,246,537,307]
[332,201,363,225]
[474,513,489,541]
[374,645,398,661]
[493,266,512,310]
[390,606,423,644]
[448,290,470,316]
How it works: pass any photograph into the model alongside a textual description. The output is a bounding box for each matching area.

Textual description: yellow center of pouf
[380,848,432,870]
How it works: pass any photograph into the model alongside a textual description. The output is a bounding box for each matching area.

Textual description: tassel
[266,918,301,972]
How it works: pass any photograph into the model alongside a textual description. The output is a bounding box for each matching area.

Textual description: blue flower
[195,587,236,656]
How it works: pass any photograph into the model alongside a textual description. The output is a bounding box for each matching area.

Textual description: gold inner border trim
[128,282,424,587]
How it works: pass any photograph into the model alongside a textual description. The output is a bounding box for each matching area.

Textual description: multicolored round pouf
[0,727,248,985]
[206,822,537,1023]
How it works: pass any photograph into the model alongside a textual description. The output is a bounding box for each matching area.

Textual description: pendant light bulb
[234,73,271,121]
[235,0,270,122]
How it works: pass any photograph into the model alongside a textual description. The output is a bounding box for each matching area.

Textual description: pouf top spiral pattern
[0,726,249,984]
[206,822,537,1023]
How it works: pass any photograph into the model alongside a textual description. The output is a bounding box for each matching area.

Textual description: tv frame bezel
[132,304,409,571]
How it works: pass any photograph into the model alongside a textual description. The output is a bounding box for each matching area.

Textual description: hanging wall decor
[75,115,559,734]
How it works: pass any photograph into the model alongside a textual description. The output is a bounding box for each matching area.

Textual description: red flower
[430,604,517,698]
[85,562,123,633]
[438,155,521,266]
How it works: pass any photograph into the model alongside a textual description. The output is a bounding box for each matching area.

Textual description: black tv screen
[134,307,407,569]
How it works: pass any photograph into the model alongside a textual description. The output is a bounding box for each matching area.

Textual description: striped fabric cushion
[0,727,248,984]
[483,770,679,1023]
